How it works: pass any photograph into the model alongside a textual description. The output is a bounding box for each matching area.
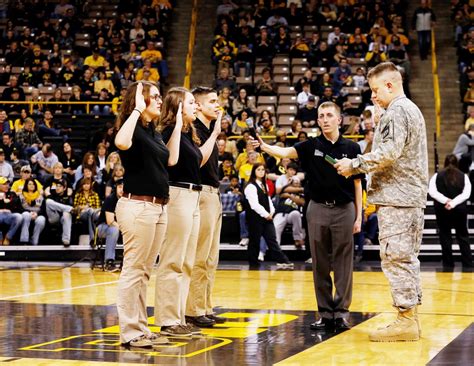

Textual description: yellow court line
[0,280,118,301]
[276,313,473,366]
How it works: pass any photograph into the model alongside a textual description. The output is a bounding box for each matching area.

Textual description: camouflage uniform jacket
[352,95,428,208]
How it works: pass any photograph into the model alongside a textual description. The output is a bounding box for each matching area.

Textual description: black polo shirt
[119,123,170,198]
[162,126,203,185]
[194,118,219,188]
[294,134,363,204]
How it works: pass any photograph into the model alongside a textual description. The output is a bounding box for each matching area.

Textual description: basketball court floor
[0,262,472,365]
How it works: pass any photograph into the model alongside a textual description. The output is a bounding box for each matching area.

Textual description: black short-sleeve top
[162,126,203,184]
[119,123,170,198]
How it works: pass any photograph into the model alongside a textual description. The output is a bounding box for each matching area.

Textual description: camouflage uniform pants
[378,206,424,311]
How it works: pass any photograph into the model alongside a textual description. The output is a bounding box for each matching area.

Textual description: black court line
[0,302,377,366]
[0,358,22,362]
[427,323,474,366]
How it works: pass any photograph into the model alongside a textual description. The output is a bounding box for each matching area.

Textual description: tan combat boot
[369,307,420,342]
[414,306,421,336]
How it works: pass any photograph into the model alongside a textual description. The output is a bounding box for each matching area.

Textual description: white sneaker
[276,262,294,270]
[305,258,313,264]
[239,238,249,246]
[258,251,265,262]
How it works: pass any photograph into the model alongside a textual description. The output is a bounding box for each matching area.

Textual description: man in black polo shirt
[185,86,226,328]
[253,101,362,332]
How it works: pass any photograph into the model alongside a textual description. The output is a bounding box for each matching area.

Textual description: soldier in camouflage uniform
[335,62,428,342]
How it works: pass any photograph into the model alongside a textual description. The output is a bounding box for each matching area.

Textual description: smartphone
[325,155,337,165]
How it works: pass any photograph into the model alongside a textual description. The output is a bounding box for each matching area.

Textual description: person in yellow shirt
[464,106,474,131]
[94,69,116,95]
[11,165,43,194]
[14,109,32,132]
[238,151,258,182]
[235,140,265,171]
[83,48,106,70]
[140,41,162,63]
[135,59,160,82]
[111,88,127,115]
[386,25,409,46]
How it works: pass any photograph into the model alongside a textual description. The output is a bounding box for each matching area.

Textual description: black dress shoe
[334,318,351,330]
[206,314,226,323]
[185,315,215,328]
[310,318,334,330]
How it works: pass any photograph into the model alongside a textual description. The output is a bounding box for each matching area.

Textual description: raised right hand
[175,102,183,129]
[135,82,146,113]
[372,100,384,124]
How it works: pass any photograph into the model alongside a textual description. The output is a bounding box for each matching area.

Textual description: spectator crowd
[0,0,174,270]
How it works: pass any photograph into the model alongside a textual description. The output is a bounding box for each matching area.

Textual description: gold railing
[228,134,363,140]
[431,28,441,138]
[183,0,198,89]
[1,100,364,141]
[0,100,120,115]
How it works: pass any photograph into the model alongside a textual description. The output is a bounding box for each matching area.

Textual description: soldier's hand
[372,100,384,124]
[334,158,353,177]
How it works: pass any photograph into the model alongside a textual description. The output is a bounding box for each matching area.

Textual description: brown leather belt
[124,192,169,205]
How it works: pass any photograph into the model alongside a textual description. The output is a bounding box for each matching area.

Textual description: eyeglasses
[149,94,161,101]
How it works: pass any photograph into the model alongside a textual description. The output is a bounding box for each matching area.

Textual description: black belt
[314,200,349,207]
[169,182,203,191]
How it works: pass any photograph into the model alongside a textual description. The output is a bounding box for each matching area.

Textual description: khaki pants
[186,185,222,317]
[154,186,201,326]
[115,197,167,343]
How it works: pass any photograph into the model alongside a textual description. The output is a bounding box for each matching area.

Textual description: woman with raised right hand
[154,87,221,337]
[114,81,182,348]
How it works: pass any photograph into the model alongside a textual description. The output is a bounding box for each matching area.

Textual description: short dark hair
[43,143,53,153]
[191,86,217,99]
[367,61,400,80]
[287,162,299,171]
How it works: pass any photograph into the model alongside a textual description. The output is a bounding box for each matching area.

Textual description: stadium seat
[277,85,296,95]
[291,58,309,66]
[348,95,362,105]
[277,105,298,117]
[279,95,297,104]
[257,105,276,114]
[292,65,309,76]
[257,96,277,106]
[278,115,295,127]
[273,56,290,66]
[274,75,290,85]
[348,58,367,66]
[341,87,362,95]
[312,67,327,75]
[236,76,253,86]
[273,66,290,76]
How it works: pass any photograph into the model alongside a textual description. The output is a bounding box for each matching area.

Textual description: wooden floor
[0,262,472,365]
